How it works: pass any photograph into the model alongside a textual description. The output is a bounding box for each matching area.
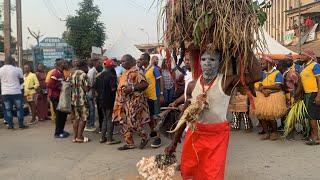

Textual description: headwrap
[261,56,275,66]
[301,50,316,61]
[284,53,293,60]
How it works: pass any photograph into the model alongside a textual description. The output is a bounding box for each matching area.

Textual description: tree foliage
[64,0,106,59]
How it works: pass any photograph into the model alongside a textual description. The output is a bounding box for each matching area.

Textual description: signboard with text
[32,37,74,69]
[284,30,295,46]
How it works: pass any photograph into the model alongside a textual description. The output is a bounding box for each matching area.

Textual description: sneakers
[139,139,149,149]
[19,125,29,130]
[84,127,96,132]
[63,131,70,136]
[277,125,285,132]
[151,138,161,148]
[54,133,69,138]
[4,120,7,125]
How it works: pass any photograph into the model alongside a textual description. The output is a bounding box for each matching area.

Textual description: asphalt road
[0,117,320,180]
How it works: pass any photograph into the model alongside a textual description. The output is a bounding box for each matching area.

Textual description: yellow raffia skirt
[250,91,287,120]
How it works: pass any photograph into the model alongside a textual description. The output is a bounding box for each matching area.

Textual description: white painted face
[200,50,221,79]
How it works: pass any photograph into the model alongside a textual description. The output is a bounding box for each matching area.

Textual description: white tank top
[191,74,230,124]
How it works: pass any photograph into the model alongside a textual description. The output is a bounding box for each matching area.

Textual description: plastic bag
[57,81,72,113]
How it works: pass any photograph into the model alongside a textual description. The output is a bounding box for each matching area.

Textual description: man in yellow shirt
[24,65,40,125]
[46,69,56,122]
[140,53,164,148]
[299,50,320,145]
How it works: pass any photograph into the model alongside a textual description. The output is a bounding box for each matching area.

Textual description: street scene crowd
[0,48,319,179]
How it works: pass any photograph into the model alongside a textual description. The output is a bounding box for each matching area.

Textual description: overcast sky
[10,0,265,49]
[10,0,160,49]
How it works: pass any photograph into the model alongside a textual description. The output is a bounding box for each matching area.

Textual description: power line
[42,0,60,20]
[46,0,60,17]
[65,0,71,15]
[51,0,66,16]
[120,0,157,17]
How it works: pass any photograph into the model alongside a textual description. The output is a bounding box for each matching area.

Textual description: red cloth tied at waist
[181,121,230,180]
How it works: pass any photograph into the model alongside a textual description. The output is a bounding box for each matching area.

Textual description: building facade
[264,0,320,42]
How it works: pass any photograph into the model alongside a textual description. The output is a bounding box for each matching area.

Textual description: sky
[11,0,265,49]
[10,0,161,49]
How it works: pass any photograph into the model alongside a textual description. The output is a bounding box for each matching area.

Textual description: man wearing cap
[95,59,121,144]
[299,50,320,145]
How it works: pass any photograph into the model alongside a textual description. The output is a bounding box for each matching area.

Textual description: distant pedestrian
[23,64,40,125]
[36,64,50,121]
[112,58,125,78]
[70,61,90,143]
[0,56,28,130]
[47,58,69,138]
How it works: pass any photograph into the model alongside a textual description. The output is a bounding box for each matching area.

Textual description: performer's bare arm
[169,94,185,107]
[259,84,282,91]
[223,54,263,95]
[165,80,197,155]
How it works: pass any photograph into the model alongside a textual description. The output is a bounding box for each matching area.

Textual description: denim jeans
[86,96,96,128]
[3,94,24,128]
[164,87,174,106]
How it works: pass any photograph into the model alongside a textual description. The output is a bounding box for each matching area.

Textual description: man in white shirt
[112,58,125,78]
[85,58,99,132]
[0,56,28,130]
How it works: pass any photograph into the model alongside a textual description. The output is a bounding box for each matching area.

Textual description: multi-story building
[264,0,320,57]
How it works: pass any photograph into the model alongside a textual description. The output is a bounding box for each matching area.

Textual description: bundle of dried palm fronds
[156,0,271,73]
[282,101,310,139]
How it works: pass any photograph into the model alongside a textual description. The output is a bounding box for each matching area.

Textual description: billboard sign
[32,37,74,69]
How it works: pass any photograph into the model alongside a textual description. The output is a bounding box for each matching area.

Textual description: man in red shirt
[48,58,69,138]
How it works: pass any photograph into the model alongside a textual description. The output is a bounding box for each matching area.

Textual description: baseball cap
[104,59,117,67]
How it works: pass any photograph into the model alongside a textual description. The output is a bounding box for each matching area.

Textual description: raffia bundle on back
[161,0,268,74]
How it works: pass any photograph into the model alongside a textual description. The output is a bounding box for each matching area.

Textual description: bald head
[121,54,135,70]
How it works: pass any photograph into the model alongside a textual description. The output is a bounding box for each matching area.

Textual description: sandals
[99,138,107,143]
[118,145,134,150]
[76,137,90,143]
[106,140,121,145]
[306,138,320,146]
[261,134,270,140]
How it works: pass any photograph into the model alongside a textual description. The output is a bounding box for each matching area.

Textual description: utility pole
[16,0,23,68]
[4,0,11,58]
[298,0,302,54]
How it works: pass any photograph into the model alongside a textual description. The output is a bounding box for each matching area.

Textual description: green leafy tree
[64,0,106,59]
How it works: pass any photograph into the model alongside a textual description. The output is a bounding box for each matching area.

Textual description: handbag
[57,81,72,113]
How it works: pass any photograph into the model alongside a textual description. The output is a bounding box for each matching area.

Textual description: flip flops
[76,137,90,143]
[306,138,320,146]
[106,140,121,145]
